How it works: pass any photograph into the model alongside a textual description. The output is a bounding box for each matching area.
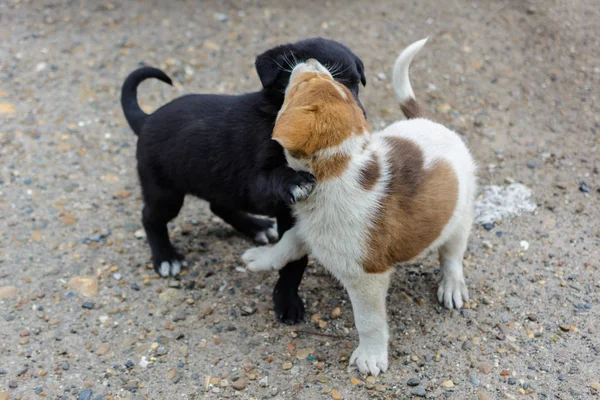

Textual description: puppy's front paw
[253,222,279,244]
[281,171,316,205]
[242,246,283,272]
[350,344,388,376]
[437,277,469,309]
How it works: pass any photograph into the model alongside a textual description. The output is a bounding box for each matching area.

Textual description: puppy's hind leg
[209,204,278,244]
[141,183,186,277]
[437,219,471,309]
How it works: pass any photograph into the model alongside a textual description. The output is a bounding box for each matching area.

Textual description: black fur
[121,37,366,323]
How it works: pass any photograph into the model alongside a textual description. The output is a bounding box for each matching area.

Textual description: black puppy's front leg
[249,140,310,324]
[250,140,316,210]
[273,209,308,324]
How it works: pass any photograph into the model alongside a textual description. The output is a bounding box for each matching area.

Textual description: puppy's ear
[255,44,292,89]
[273,105,318,152]
[355,56,367,87]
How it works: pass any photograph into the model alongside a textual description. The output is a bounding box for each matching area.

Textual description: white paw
[242,246,283,272]
[350,344,388,376]
[437,277,469,309]
[291,183,314,203]
[253,231,269,245]
[158,260,187,277]
[266,223,279,242]
[253,223,279,245]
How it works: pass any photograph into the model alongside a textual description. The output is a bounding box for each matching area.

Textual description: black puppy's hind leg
[210,204,278,244]
[273,209,308,324]
[141,184,185,277]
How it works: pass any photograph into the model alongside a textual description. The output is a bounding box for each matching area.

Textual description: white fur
[253,231,269,245]
[266,223,279,241]
[290,184,313,203]
[159,262,170,277]
[243,226,307,272]
[242,39,476,376]
[392,37,428,103]
[159,260,187,277]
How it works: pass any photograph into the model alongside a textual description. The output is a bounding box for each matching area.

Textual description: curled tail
[121,67,172,135]
[392,38,427,119]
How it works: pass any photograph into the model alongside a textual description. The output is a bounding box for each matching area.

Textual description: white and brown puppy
[242,39,476,376]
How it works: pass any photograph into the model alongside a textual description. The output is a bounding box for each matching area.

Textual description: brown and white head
[272,59,371,181]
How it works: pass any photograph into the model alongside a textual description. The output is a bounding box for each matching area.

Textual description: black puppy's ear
[255,45,288,88]
[355,56,367,87]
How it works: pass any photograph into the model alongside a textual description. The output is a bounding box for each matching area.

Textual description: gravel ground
[1,0,599,399]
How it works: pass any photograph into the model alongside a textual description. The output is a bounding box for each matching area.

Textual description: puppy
[120,38,366,283]
[242,39,476,375]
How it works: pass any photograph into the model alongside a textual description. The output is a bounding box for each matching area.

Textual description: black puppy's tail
[121,67,172,135]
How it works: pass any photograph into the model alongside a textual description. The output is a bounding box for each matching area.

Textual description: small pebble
[231,378,247,390]
[407,378,420,387]
[482,223,494,231]
[470,376,480,386]
[559,324,571,332]
[125,360,134,369]
[62,362,70,370]
[213,12,229,21]
[579,181,590,192]
[411,386,426,397]
[96,343,110,355]
[508,377,517,385]
[156,346,168,356]
[82,301,94,309]
[479,363,493,374]
[527,314,538,321]
[79,389,93,400]
[282,362,293,370]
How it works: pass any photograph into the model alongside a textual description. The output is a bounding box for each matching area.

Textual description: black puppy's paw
[154,255,187,278]
[280,171,316,205]
[252,220,279,244]
[274,286,305,325]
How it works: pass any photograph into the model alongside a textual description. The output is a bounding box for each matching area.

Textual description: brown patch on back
[312,154,351,181]
[363,137,458,273]
[359,153,380,191]
[400,98,423,119]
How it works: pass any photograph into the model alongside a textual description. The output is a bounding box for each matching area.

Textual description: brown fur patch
[363,137,458,273]
[400,98,423,119]
[359,153,380,191]
[312,154,351,181]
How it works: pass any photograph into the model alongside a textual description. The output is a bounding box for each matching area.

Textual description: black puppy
[121,38,366,323]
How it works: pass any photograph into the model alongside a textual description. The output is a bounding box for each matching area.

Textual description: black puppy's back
[137,91,280,214]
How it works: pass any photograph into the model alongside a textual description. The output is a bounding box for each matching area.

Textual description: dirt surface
[1,0,599,399]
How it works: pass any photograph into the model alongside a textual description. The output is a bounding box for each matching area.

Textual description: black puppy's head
[255,38,367,115]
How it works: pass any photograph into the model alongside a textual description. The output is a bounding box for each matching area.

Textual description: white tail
[392,38,428,118]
